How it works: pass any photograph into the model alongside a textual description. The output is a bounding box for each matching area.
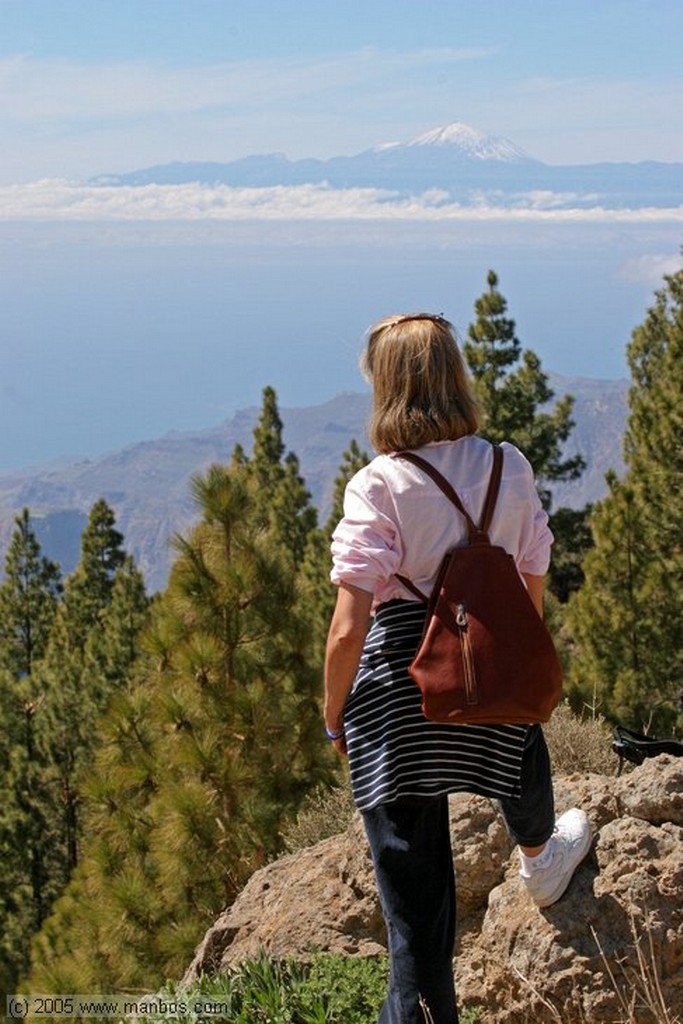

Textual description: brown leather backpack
[395,445,563,725]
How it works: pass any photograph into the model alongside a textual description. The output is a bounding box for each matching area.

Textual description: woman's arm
[522,573,545,619]
[324,582,373,755]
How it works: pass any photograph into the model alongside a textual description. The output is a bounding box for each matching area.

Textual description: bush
[154,954,482,1024]
[281,782,356,853]
[544,701,616,775]
[150,953,385,1023]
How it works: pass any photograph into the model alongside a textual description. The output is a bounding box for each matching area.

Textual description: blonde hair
[361,313,480,453]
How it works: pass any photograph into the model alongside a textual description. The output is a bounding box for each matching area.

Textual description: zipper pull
[455,603,467,628]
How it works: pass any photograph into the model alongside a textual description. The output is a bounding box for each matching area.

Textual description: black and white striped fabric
[344,600,529,811]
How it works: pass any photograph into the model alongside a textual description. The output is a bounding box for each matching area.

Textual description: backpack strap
[479,444,504,536]
[397,444,503,541]
[393,444,504,603]
[394,572,429,603]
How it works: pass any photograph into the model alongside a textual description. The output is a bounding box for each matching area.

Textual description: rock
[182,815,386,981]
[182,755,683,1022]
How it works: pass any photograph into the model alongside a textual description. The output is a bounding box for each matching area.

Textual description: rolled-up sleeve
[517,505,553,576]
[506,446,553,576]
[330,470,403,594]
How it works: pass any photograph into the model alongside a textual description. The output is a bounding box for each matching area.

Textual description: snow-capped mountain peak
[406,122,533,163]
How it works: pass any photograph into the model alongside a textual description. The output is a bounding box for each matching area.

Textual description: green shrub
[303,954,388,1023]
[148,953,383,1023]
[153,953,482,1023]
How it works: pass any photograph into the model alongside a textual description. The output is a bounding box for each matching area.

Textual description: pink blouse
[331,435,552,607]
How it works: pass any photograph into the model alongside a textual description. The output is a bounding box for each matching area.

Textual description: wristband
[325,725,345,741]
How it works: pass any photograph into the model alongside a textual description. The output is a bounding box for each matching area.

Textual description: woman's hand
[325,719,348,758]
[330,734,348,758]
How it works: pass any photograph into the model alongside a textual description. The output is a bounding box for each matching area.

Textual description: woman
[324,313,592,1024]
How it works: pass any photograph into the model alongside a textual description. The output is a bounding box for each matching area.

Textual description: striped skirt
[344,600,529,811]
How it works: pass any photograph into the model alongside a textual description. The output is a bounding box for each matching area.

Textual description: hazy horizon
[2,216,674,474]
[1,1,681,473]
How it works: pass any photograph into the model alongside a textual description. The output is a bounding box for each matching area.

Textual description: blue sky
[0,1,682,471]
[2,0,683,181]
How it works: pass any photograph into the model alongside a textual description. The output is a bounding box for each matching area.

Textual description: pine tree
[0,513,62,995]
[35,500,137,876]
[0,671,38,994]
[26,460,334,992]
[0,509,62,679]
[546,505,594,603]
[0,502,147,985]
[567,267,683,733]
[250,385,286,485]
[83,556,150,707]
[149,463,332,963]
[0,503,148,998]
[327,440,371,530]
[54,498,126,653]
[464,270,585,507]
[28,682,164,992]
[242,386,317,567]
[0,672,65,996]
[299,440,370,665]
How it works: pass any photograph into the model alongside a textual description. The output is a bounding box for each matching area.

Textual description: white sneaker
[520,808,593,908]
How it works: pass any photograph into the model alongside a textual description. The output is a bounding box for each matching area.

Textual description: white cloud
[619,252,683,286]
[0,48,491,123]
[1,179,682,224]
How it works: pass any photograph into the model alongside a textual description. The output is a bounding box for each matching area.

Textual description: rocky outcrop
[182,756,682,1022]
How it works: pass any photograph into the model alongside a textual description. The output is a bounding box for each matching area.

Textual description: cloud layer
[1,179,682,223]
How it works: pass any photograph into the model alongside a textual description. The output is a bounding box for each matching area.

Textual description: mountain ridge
[0,375,628,592]
[89,121,683,210]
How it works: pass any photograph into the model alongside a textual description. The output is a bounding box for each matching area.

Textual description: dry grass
[419,996,434,1022]
[280,781,356,853]
[591,909,680,1024]
[544,701,616,775]
[511,910,679,1024]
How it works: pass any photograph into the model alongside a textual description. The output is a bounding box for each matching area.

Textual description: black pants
[361,725,555,1024]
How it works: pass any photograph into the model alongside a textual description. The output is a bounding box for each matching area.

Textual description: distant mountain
[394,123,535,162]
[90,122,683,210]
[0,376,627,592]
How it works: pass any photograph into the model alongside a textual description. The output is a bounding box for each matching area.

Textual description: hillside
[0,377,627,592]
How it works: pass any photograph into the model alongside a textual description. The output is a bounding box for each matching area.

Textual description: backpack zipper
[455,603,478,705]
